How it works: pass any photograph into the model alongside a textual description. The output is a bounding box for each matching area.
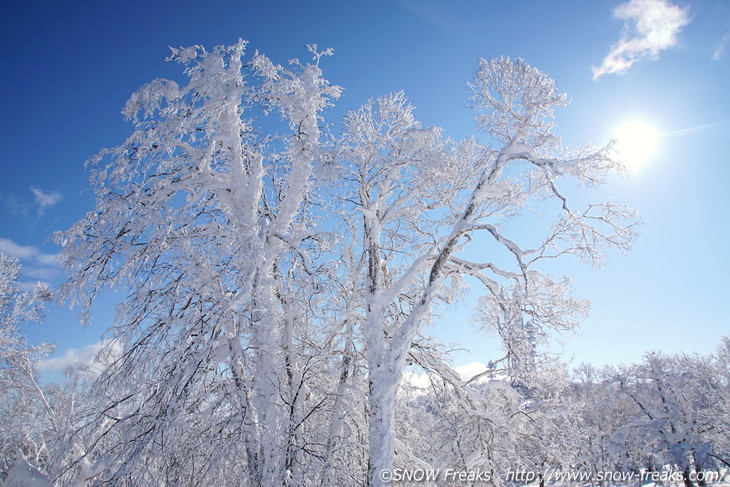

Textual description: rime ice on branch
[339,57,637,486]
[56,43,638,487]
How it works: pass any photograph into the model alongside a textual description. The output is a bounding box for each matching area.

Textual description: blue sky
[1,0,728,375]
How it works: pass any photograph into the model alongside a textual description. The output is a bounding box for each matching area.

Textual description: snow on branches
[52,42,646,487]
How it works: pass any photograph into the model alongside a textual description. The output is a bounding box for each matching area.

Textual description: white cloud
[0,238,38,260]
[593,0,691,80]
[404,362,492,390]
[454,361,488,380]
[403,370,432,389]
[0,238,60,288]
[29,187,63,215]
[712,34,729,61]
[36,340,121,378]
[34,253,60,267]
[0,238,58,267]
[22,266,58,280]
[18,280,48,292]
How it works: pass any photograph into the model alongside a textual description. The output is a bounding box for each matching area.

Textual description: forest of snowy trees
[1,40,728,486]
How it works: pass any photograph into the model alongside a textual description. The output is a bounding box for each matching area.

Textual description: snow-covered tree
[0,253,53,484]
[56,42,640,487]
[335,57,637,486]
[56,40,342,486]
[608,350,730,485]
[709,337,730,467]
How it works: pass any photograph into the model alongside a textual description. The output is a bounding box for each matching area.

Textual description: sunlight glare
[614,121,659,171]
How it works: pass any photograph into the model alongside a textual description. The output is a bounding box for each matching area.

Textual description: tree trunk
[683,466,695,487]
[320,319,357,485]
[695,463,706,487]
[250,272,285,487]
[367,369,397,487]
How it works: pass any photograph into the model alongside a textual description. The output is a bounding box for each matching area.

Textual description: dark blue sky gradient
[2,0,728,373]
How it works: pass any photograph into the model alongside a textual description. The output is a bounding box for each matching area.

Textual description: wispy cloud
[712,33,729,60]
[0,238,39,260]
[29,187,63,216]
[0,238,58,266]
[22,266,59,281]
[593,0,691,81]
[1,193,30,219]
[36,340,121,378]
[2,187,63,220]
[0,237,60,288]
[664,119,730,138]
[399,0,461,34]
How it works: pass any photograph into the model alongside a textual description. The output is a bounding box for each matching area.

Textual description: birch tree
[0,253,53,484]
[610,351,730,485]
[56,42,640,487]
[56,40,341,486]
[337,57,637,486]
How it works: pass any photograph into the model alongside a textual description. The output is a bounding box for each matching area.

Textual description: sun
[614,121,659,171]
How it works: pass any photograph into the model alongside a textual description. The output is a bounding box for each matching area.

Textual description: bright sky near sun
[1,0,728,377]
